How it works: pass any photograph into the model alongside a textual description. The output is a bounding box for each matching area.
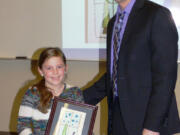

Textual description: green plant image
[62,124,68,135]
[102,0,116,33]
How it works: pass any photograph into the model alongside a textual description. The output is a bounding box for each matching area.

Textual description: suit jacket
[83,0,180,135]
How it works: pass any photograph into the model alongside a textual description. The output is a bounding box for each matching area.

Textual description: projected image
[86,0,117,43]
[61,0,180,61]
[85,0,179,45]
[150,0,180,49]
[151,0,167,5]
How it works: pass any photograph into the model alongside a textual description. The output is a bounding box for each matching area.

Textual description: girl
[17,48,84,135]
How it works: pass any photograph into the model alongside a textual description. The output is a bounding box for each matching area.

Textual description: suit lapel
[108,0,145,70]
[107,16,116,66]
[119,0,145,52]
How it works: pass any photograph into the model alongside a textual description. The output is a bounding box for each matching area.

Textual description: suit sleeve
[143,7,178,131]
[83,73,107,105]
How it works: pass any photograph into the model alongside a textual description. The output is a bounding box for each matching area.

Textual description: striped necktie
[112,12,125,97]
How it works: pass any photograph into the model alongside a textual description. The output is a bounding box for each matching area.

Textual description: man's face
[115,0,131,8]
[115,0,126,3]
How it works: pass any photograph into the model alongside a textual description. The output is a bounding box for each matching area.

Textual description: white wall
[0,0,61,58]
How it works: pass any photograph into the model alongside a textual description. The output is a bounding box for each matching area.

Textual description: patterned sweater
[17,84,84,135]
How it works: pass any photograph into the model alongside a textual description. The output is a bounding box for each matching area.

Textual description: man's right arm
[83,73,107,105]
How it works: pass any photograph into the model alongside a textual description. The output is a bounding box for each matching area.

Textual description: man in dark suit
[83,0,180,135]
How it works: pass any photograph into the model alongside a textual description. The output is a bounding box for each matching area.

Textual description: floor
[0,132,17,135]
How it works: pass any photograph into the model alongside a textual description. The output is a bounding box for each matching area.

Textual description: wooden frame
[45,97,98,135]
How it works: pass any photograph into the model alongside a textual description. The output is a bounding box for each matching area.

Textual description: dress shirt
[110,0,136,95]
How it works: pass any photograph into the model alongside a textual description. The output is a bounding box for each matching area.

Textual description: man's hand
[142,128,160,135]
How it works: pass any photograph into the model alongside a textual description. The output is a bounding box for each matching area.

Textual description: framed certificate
[45,97,98,135]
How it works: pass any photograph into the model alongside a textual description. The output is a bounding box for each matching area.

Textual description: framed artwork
[45,97,98,135]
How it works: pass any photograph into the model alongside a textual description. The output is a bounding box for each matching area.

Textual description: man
[83,0,180,135]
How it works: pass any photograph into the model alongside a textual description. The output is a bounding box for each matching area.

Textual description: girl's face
[38,56,67,88]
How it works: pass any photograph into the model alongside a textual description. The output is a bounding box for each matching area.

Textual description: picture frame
[45,97,98,135]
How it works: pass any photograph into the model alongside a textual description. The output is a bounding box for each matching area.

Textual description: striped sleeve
[17,89,37,135]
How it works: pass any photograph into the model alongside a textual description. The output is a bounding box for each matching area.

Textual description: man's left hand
[142,128,160,135]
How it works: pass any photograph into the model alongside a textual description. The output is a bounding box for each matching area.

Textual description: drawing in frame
[45,97,98,135]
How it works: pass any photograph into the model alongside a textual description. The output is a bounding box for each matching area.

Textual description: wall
[0,0,61,58]
[0,60,180,135]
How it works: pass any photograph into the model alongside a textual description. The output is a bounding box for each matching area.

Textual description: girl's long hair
[31,47,66,113]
